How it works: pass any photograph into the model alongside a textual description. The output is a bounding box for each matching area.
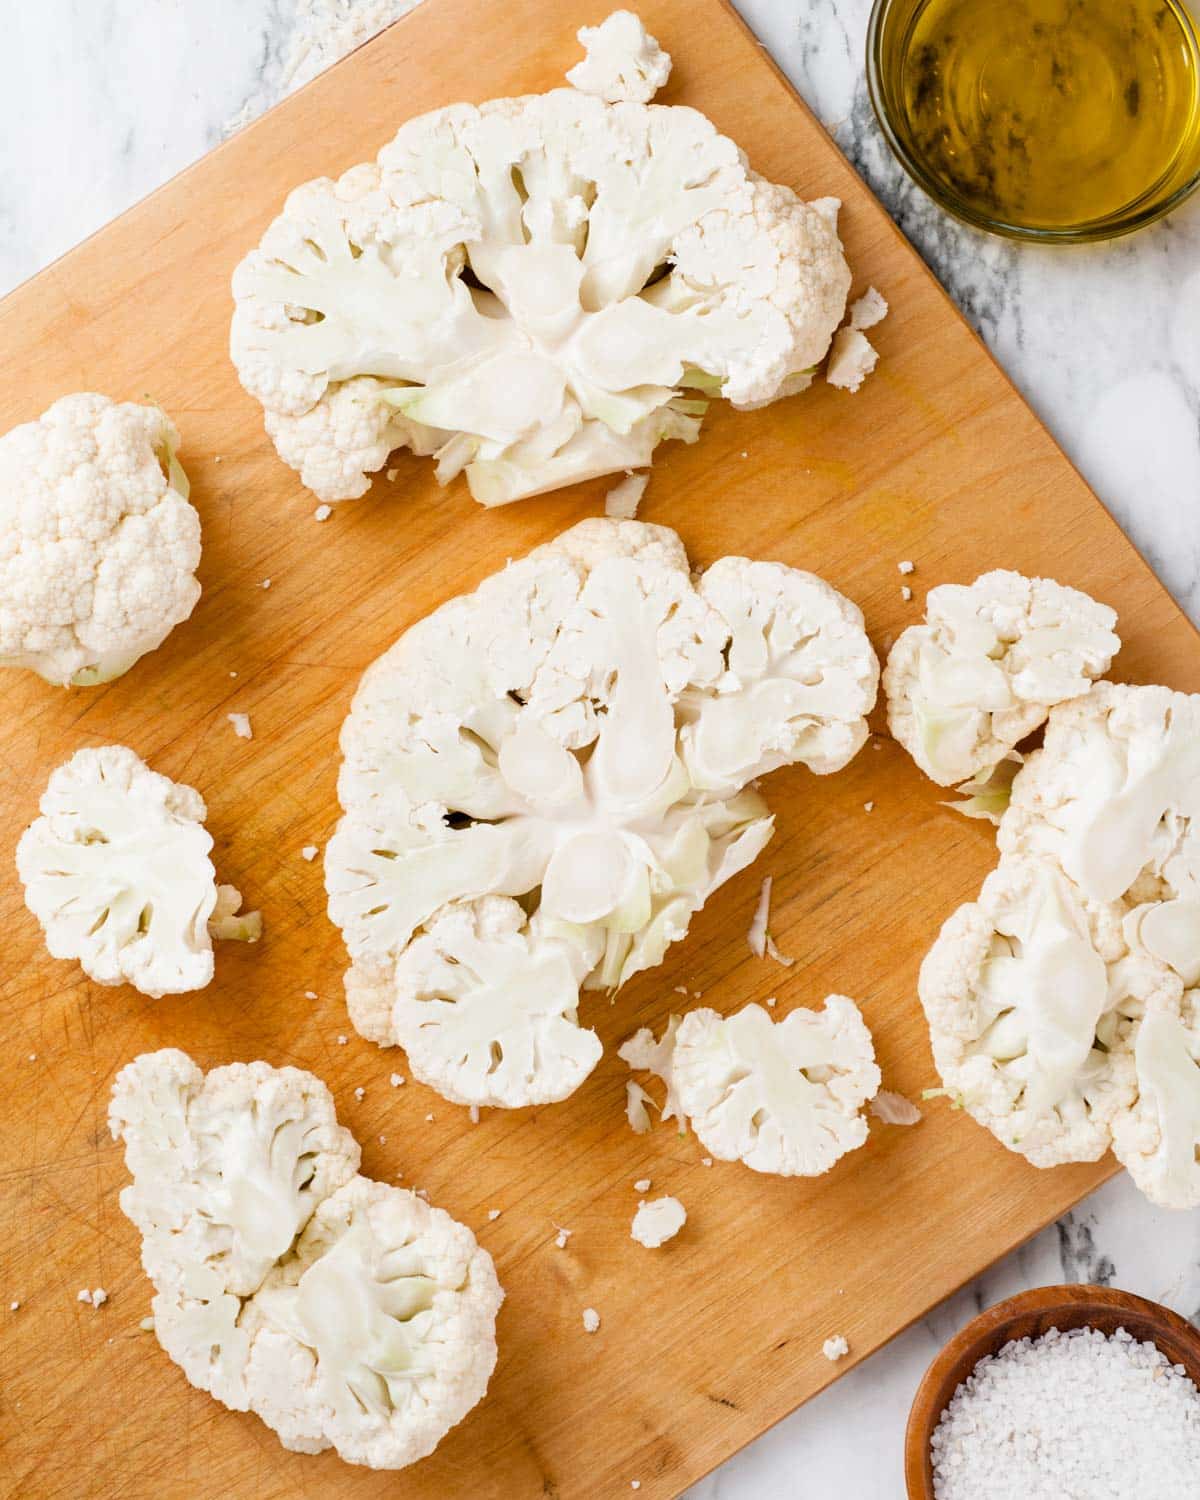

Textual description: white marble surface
[2,3,1198,1497]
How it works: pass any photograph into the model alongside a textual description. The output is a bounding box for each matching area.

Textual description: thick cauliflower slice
[1000,682,1200,987]
[670,998,880,1176]
[566,11,672,104]
[110,1051,501,1469]
[884,570,1119,786]
[325,519,876,1106]
[245,1177,503,1468]
[230,35,851,507]
[0,393,201,686]
[1111,993,1200,1209]
[16,745,258,998]
[917,854,1174,1166]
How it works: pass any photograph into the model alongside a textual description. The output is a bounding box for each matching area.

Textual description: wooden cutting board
[1,1,1195,1496]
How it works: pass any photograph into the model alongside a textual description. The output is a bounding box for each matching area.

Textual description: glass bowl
[867,0,1200,242]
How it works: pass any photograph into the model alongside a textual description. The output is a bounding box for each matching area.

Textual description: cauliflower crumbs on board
[582,1307,601,1333]
[901,585,913,601]
[354,1087,365,1100]
[9,1301,19,1311]
[260,579,271,590]
[301,845,319,860]
[849,287,889,331]
[304,990,318,1000]
[227,712,253,740]
[701,1157,713,1167]
[553,1226,572,1249]
[931,1326,1200,1499]
[487,1209,501,1221]
[631,1196,687,1248]
[337,1035,347,1045]
[139,1315,155,1331]
[822,1334,849,1361]
[863,801,875,812]
[633,1178,652,1192]
[604,470,649,519]
[898,559,915,574]
[389,1073,405,1087]
[314,504,332,521]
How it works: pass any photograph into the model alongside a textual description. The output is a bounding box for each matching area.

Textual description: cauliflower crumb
[901,585,913,602]
[425,1113,435,1123]
[304,990,318,1000]
[822,1334,850,1362]
[604,470,649,519]
[139,1315,155,1331]
[765,934,795,967]
[826,327,879,393]
[898,560,915,575]
[869,1090,922,1125]
[28,1053,36,1062]
[92,1288,108,1308]
[748,876,772,958]
[313,504,332,521]
[260,578,271,590]
[487,1209,501,1222]
[631,1196,687,1248]
[229,670,238,678]
[766,996,778,1008]
[633,1178,652,1192]
[631,1484,642,1492]
[701,1157,713,1167]
[582,1307,601,1333]
[77,1289,92,1304]
[554,1226,573,1249]
[389,1073,405,1087]
[354,1086,365,1101]
[864,801,875,812]
[336,1035,347,1045]
[850,287,889,331]
[227,712,253,740]
[9,1301,19,1312]
[300,845,319,861]
[385,468,399,483]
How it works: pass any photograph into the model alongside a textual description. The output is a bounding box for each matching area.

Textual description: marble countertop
[3,3,1198,1496]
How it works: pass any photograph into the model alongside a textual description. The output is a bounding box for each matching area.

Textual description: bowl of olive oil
[867,0,1200,240]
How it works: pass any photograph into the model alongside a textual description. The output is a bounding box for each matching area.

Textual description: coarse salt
[930,1325,1200,1500]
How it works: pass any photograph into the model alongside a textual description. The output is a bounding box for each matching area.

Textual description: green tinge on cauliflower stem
[921,1085,967,1110]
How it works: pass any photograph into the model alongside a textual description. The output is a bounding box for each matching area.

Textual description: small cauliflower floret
[231,34,852,509]
[246,1177,503,1468]
[999,683,1200,987]
[670,998,880,1176]
[884,571,1119,787]
[16,746,260,998]
[619,1014,686,1130]
[917,854,1173,1166]
[109,1050,502,1469]
[326,519,876,1108]
[566,10,672,103]
[630,1195,686,1248]
[0,394,200,686]
[1111,994,1200,1209]
[825,328,878,393]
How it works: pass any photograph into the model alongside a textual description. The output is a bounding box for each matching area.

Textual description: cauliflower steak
[326,518,878,1109]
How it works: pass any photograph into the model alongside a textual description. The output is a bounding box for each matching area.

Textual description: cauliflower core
[110,1050,503,1469]
[325,518,877,1109]
[16,746,258,998]
[230,22,851,507]
[884,571,1119,786]
[0,394,200,686]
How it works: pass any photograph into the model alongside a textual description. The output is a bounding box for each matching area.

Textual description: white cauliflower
[884,571,1119,786]
[917,854,1176,1167]
[110,1050,503,1469]
[0,394,200,686]
[16,746,260,998]
[1111,994,1200,1209]
[325,518,877,1107]
[618,1013,686,1130]
[999,683,1200,986]
[670,998,880,1176]
[566,11,672,103]
[630,1195,686,1248]
[230,25,852,507]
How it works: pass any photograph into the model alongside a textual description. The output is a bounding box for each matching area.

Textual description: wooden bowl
[904,1284,1200,1498]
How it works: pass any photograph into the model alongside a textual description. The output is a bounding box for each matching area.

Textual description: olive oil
[880,0,1200,234]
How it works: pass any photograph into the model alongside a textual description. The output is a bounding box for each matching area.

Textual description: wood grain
[0,1,1196,1497]
[904,1285,1200,1497]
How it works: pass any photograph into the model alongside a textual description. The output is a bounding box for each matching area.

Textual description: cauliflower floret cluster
[0,394,201,686]
[325,518,878,1110]
[919,683,1200,1206]
[16,745,259,998]
[230,33,852,507]
[620,995,881,1177]
[884,570,1119,786]
[110,1050,503,1469]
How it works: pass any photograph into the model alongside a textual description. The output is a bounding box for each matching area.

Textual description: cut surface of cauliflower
[566,10,672,103]
[630,1195,686,1248]
[110,1050,502,1468]
[0,394,200,686]
[670,998,880,1176]
[1111,995,1200,1209]
[1000,683,1200,987]
[16,746,259,998]
[230,25,852,507]
[884,571,1119,786]
[917,853,1178,1168]
[326,519,877,1107]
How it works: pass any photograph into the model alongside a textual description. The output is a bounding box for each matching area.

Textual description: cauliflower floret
[917,854,1175,1167]
[110,1051,502,1469]
[670,998,880,1176]
[16,746,259,998]
[245,1177,503,1468]
[231,41,852,508]
[325,519,877,1107]
[884,571,1119,786]
[566,11,672,104]
[618,1014,686,1129]
[630,1195,686,1248]
[1111,993,1200,1209]
[0,394,200,685]
[999,683,1200,986]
